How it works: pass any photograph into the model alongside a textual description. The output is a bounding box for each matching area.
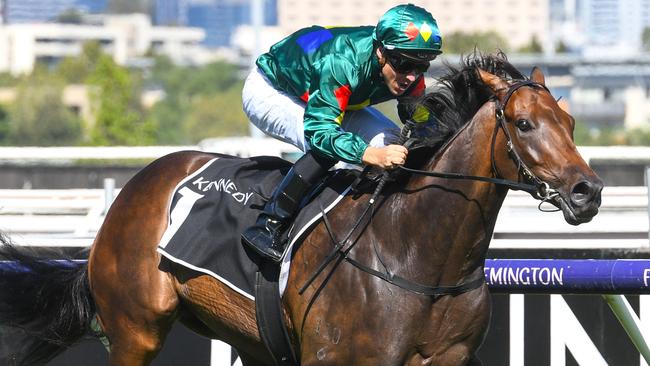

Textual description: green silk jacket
[256,25,425,164]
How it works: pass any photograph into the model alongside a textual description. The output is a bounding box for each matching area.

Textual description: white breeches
[242,67,399,154]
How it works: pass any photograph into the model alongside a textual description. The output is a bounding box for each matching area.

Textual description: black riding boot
[242,152,336,262]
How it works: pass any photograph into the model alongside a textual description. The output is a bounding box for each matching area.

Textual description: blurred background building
[0,13,205,74]
[1,0,650,136]
[3,0,650,58]
[3,0,108,23]
[578,0,650,57]
[154,0,277,47]
[278,0,548,51]
[2,0,650,57]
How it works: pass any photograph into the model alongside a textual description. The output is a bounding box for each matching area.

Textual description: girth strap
[255,262,300,366]
[344,257,486,298]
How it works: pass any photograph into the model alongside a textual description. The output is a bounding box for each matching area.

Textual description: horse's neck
[386,103,509,283]
[431,105,502,184]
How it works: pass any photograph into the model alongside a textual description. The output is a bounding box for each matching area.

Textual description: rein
[397,166,537,192]
[299,79,560,299]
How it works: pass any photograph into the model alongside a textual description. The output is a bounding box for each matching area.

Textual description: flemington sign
[486,262,565,288]
[480,259,650,365]
[485,259,650,294]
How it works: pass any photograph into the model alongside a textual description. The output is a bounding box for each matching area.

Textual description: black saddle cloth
[157,154,357,299]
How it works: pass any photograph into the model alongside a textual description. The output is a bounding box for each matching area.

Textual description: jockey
[241,3,442,262]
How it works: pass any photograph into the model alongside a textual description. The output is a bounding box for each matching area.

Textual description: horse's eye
[516,119,532,132]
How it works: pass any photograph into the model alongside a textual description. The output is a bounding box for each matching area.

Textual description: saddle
[156,154,360,365]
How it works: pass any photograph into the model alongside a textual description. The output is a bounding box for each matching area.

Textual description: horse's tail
[0,235,95,366]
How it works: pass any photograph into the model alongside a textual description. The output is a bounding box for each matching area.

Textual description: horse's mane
[403,51,526,152]
[359,51,529,187]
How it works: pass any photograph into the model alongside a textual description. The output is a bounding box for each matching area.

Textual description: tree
[181,61,241,96]
[87,55,155,145]
[149,96,187,144]
[56,41,103,84]
[555,40,569,54]
[56,8,83,24]
[0,104,10,144]
[6,74,82,146]
[184,85,250,143]
[571,121,650,146]
[443,31,510,54]
[643,27,650,52]
[147,56,190,144]
[518,36,543,53]
[0,73,19,87]
[149,58,241,99]
[107,0,151,14]
[147,57,247,144]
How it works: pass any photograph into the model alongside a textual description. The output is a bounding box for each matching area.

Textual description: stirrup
[241,220,285,262]
[248,241,283,262]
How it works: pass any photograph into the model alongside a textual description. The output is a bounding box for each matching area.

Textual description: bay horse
[0,53,603,366]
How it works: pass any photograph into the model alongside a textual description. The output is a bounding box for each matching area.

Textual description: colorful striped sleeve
[302,56,368,164]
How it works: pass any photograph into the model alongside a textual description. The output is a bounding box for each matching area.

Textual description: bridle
[399,78,561,208]
[490,79,559,202]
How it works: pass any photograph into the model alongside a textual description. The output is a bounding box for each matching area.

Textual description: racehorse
[0,53,603,366]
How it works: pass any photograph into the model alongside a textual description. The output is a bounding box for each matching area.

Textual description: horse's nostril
[570,181,594,205]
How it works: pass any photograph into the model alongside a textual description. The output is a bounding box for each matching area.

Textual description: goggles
[384,50,433,75]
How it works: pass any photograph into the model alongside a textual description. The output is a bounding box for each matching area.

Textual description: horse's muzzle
[559,178,604,225]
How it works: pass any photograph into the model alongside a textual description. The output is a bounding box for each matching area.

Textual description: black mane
[405,51,527,150]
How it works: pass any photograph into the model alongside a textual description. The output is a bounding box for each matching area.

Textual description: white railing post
[103,178,115,215]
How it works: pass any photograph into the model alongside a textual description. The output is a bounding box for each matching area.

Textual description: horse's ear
[477,68,509,99]
[530,66,546,85]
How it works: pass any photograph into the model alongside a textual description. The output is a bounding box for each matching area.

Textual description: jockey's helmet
[374,3,442,62]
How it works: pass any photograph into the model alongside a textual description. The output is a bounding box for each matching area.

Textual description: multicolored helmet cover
[374,3,442,60]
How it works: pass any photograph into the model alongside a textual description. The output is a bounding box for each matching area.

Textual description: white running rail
[0,186,646,249]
